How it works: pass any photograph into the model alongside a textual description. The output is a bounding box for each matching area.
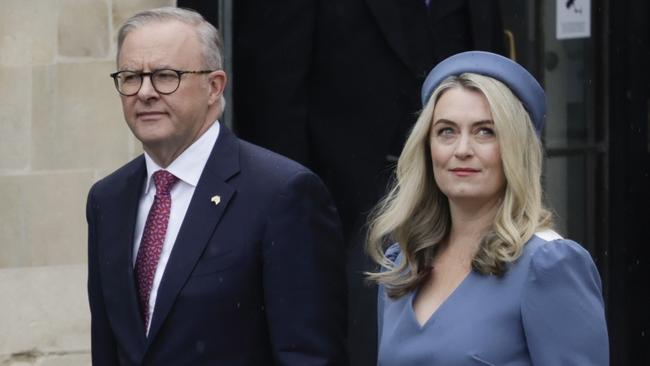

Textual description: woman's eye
[437,127,455,136]
[477,127,495,136]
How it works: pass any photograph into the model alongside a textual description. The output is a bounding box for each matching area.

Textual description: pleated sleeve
[521,239,609,365]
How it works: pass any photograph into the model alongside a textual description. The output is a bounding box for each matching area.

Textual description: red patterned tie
[134,170,178,329]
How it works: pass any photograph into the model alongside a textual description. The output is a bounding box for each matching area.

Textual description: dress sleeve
[521,239,609,365]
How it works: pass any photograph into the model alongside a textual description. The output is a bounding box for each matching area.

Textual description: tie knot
[152,170,178,195]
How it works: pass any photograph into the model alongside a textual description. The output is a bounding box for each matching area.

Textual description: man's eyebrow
[117,65,136,71]
[116,64,176,72]
[153,64,175,70]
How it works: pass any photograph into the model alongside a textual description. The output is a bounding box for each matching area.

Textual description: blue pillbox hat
[421,51,546,134]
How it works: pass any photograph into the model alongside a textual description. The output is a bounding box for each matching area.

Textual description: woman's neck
[440,197,502,263]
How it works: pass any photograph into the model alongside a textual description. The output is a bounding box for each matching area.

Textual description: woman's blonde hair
[366,73,553,298]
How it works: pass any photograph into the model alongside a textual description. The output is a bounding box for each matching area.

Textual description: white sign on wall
[557,0,591,39]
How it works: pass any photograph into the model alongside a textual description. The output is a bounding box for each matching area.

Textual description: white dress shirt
[132,121,220,334]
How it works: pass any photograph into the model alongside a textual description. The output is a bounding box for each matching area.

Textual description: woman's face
[429,87,506,204]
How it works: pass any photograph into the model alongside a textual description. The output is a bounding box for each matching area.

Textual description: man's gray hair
[116,7,223,70]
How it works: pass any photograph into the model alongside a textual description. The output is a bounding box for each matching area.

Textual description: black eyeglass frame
[109,69,215,96]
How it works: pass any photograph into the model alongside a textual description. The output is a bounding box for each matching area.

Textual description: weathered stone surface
[58,0,110,58]
[0,171,94,268]
[31,62,132,171]
[0,66,31,170]
[0,265,90,362]
[39,353,91,366]
[0,0,57,66]
[0,352,90,366]
[0,1,181,365]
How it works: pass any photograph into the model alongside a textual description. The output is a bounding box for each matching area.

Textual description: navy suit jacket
[87,126,348,365]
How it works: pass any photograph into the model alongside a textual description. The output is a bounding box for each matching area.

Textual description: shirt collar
[143,121,221,194]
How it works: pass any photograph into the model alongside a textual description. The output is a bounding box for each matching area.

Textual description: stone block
[0,66,31,170]
[112,0,177,35]
[0,0,57,66]
[31,62,134,171]
[58,0,110,58]
[0,265,90,362]
[0,171,94,268]
[39,354,91,366]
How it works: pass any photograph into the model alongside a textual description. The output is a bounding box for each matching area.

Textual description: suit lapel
[100,157,148,357]
[146,126,240,345]
[365,0,434,76]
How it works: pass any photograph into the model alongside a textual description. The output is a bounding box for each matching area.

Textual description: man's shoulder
[236,138,314,180]
[225,137,334,202]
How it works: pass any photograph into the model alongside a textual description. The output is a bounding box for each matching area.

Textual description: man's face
[117,20,224,163]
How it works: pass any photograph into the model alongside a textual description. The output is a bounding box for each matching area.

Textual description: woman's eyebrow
[472,120,494,126]
[432,119,456,127]
[432,119,493,127]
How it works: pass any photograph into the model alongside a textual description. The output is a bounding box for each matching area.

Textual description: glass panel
[498,0,541,74]
[542,1,592,147]
[544,154,587,245]
[540,1,599,253]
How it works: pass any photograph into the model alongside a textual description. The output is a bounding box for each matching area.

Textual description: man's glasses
[109,69,214,96]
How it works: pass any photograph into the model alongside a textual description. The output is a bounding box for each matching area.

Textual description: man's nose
[137,75,159,100]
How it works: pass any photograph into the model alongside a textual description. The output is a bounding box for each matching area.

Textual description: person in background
[225,2,506,364]
[366,51,609,365]
[87,7,347,365]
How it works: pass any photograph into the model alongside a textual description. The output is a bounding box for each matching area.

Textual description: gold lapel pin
[211,195,221,206]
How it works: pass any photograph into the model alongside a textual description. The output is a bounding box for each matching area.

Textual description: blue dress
[377,231,609,365]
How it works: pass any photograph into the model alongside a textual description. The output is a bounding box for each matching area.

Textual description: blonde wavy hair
[366,73,553,299]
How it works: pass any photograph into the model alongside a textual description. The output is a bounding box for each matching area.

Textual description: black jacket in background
[178,1,505,365]
[232,0,505,239]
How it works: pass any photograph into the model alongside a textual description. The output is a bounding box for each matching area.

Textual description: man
[86,7,347,365]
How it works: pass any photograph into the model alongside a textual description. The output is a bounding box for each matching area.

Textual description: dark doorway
[607,0,650,363]
[501,0,650,364]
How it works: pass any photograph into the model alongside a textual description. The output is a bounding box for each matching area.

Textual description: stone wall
[0,1,175,365]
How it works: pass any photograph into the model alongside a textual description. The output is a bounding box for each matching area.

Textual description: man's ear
[208,70,227,105]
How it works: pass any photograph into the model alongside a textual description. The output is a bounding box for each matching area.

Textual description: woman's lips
[449,168,480,177]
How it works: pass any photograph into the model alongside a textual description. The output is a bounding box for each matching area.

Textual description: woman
[366,51,609,365]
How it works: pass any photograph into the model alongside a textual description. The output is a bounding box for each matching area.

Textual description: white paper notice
[557,0,591,39]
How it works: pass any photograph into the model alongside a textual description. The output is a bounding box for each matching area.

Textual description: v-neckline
[409,270,475,329]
